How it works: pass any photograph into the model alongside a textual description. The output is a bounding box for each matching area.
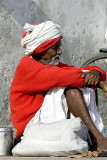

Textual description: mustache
[40,54,60,66]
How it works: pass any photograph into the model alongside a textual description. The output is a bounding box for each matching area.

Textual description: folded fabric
[12,118,91,157]
[21,21,61,55]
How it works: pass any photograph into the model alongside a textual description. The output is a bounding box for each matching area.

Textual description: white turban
[21,21,62,55]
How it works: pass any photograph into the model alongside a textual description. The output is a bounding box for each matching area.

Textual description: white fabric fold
[12,118,90,157]
[12,87,105,157]
[24,87,105,137]
[21,21,61,55]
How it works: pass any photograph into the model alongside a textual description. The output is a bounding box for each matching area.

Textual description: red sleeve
[58,62,106,81]
[11,56,85,93]
[78,65,106,81]
[11,56,106,93]
[59,62,106,81]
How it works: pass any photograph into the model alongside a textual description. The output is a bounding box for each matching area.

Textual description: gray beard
[41,55,60,66]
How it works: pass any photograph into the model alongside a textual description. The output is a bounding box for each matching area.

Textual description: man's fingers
[84,78,90,86]
[82,73,86,78]
[84,74,94,86]
[94,78,100,86]
[86,79,92,86]
[83,72,101,87]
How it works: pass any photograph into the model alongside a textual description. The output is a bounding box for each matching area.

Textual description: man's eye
[54,46,59,50]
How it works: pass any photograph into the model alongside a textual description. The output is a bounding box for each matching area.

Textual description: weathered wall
[0,0,107,135]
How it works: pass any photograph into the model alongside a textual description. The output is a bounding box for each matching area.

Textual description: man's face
[40,39,62,65]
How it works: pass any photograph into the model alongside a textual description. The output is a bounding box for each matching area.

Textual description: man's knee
[64,87,81,97]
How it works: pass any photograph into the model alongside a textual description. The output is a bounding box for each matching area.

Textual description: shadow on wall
[0,0,71,65]
[0,0,50,26]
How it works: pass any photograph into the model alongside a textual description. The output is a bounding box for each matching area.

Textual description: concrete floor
[0,156,107,160]
[0,157,107,160]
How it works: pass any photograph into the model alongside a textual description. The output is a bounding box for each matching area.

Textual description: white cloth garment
[12,87,105,157]
[12,118,90,157]
[24,87,105,137]
[21,21,61,55]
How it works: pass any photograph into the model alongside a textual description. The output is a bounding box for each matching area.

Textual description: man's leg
[65,87,107,151]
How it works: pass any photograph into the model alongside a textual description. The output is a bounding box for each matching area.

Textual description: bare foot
[69,151,102,158]
[88,132,107,152]
[97,138,107,151]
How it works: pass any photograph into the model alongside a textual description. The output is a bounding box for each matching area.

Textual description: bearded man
[10,21,107,152]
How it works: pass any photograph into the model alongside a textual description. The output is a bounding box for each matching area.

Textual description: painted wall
[0,0,107,135]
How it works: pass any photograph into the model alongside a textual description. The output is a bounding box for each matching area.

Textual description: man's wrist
[99,81,105,89]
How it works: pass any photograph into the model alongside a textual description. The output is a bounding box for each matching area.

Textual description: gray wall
[0,0,107,135]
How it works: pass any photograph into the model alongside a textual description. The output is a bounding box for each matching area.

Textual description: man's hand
[82,70,101,87]
[99,81,107,98]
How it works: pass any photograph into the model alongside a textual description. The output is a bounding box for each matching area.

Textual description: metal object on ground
[78,52,107,68]
[78,48,107,68]
[0,127,14,156]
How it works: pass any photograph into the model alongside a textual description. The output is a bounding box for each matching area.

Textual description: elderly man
[10,21,107,152]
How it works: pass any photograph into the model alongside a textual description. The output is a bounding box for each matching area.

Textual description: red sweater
[10,55,106,138]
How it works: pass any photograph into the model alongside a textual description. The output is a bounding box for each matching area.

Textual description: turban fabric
[21,21,62,56]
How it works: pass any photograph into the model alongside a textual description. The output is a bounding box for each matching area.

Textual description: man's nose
[57,48,62,55]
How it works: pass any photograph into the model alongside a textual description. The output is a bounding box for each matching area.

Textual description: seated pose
[10,21,107,151]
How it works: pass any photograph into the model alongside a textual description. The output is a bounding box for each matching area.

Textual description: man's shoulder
[19,55,37,66]
[20,55,31,63]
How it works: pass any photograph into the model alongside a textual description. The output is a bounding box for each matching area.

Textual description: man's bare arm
[99,81,107,99]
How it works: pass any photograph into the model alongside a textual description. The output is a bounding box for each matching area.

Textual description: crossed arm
[99,81,107,98]
[82,70,107,98]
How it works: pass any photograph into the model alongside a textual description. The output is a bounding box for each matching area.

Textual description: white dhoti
[12,87,105,157]
[24,87,105,136]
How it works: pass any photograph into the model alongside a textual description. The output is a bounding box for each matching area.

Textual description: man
[10,21,107,151]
